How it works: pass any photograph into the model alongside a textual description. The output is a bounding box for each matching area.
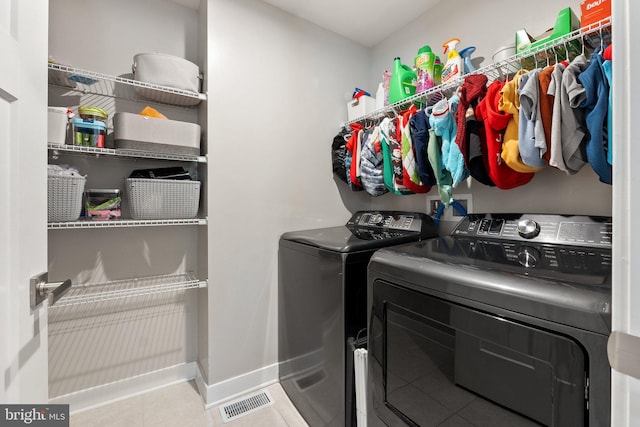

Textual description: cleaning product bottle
[388,57,417,104]
[441,38,463,84]
[414,45,436,93]
[433,56,443,86]
[375,81,385,110]
[459,46,477,74]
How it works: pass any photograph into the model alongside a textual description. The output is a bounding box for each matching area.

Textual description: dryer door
[369,281,587,427]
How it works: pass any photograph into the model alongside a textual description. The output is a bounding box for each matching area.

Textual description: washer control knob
[517,246,540,268]
[517,219,541,239]
[372,214,384,225]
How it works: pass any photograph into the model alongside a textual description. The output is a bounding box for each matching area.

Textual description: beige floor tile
[71,395,144,427]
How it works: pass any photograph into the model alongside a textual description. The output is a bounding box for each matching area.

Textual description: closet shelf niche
[344,16,611,126]
[48,62,207,108]
[48,143,207,163]
[49,272,206,309]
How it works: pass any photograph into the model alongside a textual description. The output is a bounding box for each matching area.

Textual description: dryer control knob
[517,246,540,268]
[517,219,540,239]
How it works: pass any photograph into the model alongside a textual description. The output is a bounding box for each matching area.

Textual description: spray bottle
[441,38,463,84]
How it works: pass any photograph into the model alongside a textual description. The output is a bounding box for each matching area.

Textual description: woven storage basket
[126,178,200,220]
[48,175,86,222]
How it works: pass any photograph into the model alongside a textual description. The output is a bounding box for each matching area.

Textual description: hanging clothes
[476,80,534,190]
[400,105,431,193]
[344,122,364,190]
[560,54,590,174]
[379,117,409,194]
[547,62,568,171]
[454,74,489,167]
[430,96,468,187]
[578,50,611,184]
[410,109,437,187]
[360,125,389,196]
[602,44,613,166]
[427,128,454,205]
[518,68,547,168]
[466,107,495,186]
[498,69,542,173]
[538,65,555,163]
[331,128,350,183]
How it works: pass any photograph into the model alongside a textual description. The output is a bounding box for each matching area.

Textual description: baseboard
[50,362,197,415]
[196,363,279,408]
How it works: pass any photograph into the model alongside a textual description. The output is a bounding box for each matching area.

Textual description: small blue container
[72,118,106,148]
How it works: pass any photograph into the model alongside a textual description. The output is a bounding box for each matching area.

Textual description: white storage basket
[126,178,200,220]
[48,175,86,222]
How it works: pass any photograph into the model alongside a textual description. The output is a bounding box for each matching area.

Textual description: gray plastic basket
[126,178,200,219]
[48,175,86,222]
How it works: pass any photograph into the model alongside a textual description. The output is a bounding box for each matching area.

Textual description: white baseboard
[50,362,197,415]
[196,363,279,408]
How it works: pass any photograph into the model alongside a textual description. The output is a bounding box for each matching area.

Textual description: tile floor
[70,381,309,427]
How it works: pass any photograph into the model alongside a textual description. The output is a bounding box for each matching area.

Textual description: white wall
[368,0,612,220]
[206,0,373,385]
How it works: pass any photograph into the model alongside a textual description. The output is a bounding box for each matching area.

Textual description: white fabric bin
[48,107,68,145]
[132,53,202,105]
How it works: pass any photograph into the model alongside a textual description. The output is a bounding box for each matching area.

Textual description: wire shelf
[48,143,207,163]
[50,272,207,308]
[48,218,207,229]
[48,62,206,108]
[344,16,612,126]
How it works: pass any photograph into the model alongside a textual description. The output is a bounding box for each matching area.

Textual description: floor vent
[219,389,274,423]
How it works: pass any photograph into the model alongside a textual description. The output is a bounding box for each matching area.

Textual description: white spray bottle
[441,38,463,84]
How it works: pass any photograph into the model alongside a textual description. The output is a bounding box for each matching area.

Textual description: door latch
[30,272,72,307]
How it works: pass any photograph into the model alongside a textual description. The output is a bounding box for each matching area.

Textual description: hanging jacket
[561,54,589,174]
[427,128,453,205]
[476,80,534,190]
[548,62,569,172]
[579,51,611,184]
[401,105,431,193]
[344,123,364,190]
[379,117,411,194]
[466,109,495,186]
[498,69,542,173]
[454,73,489,167]
[518,69,547,168]
[603,45,612,165]
[430,96,468,188]
[331,128,350,183]
[360,126,388,196]
[409,109,437,186]
[538,65,555,163]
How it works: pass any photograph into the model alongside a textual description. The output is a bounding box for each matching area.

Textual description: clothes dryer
[279,211,437,427]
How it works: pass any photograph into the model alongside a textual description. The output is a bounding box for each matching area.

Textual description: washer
[278,211,437,427]
[368,213,612,427]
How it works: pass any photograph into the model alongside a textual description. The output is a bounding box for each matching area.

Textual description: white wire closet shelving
[48,62,207,108]
[48,143,207,163]
[344,16,612,126]
[50,272,207,308]
[48,218,207,229]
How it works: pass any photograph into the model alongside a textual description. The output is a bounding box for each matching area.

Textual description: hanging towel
[579,51,611,184]
[454,74,489,166]
[498,69,542,173]
[561,54,589,174]
[538,65,555,163]
[360,126,389,196]
[430,96,468,187]
[518,69,547,168]
[401,105,431,193]
[410,109,437,186]
[476,80,534,190]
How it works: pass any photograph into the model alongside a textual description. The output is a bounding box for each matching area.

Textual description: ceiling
[171,0,440,48]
